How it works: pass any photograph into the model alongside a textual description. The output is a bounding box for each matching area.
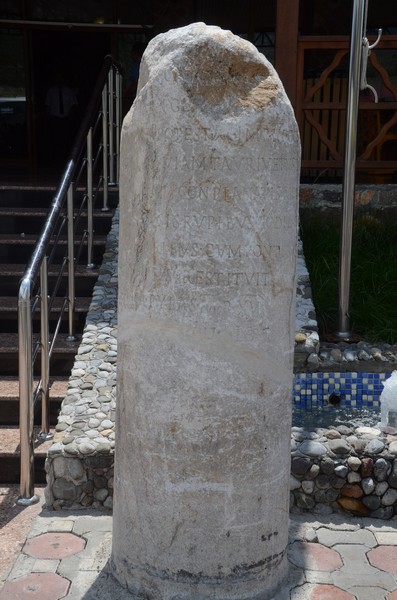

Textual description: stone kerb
[111,22,300,600]
[44,210,119,511]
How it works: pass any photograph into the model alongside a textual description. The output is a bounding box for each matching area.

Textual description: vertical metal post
[38,257,52,439]
[337,0,366,338]
[17,279,39,505]
[115,69,122,184]
[67,183,77,337]
[87,129,95,268]
[108,68,115,185]
[102,84,109,212]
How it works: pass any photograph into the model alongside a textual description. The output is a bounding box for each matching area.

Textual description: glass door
[0,28,28,181]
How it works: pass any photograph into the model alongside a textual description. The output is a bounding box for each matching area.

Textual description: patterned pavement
[1,510,397,599]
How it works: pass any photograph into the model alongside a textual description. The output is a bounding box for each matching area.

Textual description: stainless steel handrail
[17,56,122,505]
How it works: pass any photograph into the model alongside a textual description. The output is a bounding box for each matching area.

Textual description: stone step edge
[0,426,56,456]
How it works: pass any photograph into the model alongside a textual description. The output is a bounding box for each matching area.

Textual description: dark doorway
[32,29,110,181]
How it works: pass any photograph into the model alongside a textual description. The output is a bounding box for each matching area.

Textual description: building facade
[0,0,396,183]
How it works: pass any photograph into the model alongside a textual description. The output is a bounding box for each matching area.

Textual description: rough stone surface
[112,23,300,600]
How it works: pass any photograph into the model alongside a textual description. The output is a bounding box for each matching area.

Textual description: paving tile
[64,570,136,600]
[24,533,86,560]
[347,586,390,600]
[367,546,397,574]
[366,522,397,533]
[304,569,335,585]
[7,554,37,581]
[72,514,113,536]
[290,583,355,599]
[0,485,45,585]
[373,531,397,546]
[30,559,59,573]
[332,543,375,572]
[316,527,377,548]
[28,518,74,537]
[76,530,112,561]
[288,541,343,571]
[58,548,111,581]
[0,572,70,600]
[388,590,397,599]
[332,569,396,592]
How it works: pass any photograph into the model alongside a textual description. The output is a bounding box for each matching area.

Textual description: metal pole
[38,257,52,439]
[102,84,109,212]
[115,70,122,184]
[337,0,366,338]
[17,279,39,505]
[108,68,115,185]
[87,129,95,268]
[67,183,77,338]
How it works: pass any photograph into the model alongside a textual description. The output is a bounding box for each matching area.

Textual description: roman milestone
[112,22,300,600]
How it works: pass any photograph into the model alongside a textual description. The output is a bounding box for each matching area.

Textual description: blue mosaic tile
[292,371,392,414]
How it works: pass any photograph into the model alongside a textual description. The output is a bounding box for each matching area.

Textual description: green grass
[300,208,397,344]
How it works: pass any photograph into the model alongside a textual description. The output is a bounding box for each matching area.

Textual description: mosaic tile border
[293,371,389,410]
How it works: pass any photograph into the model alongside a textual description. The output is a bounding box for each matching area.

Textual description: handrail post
[67,183,77,337]
[17,279,39,505]
[108,68,115,185]
[102,84,109,212]
[115,68,122,184]
[337,0,366,338]
[87,129,95,269]
[38,257,53,440]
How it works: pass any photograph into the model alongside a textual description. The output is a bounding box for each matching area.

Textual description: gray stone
[320,457,335,475]
[113,22,300,600]
[315,474,331,490]
[365,439,385,454]
[362,495,381,510]
[361,477,375,495]
[301,480,315,494]
[94,488,109,502]
[375,481,389,496]
[52,478,78,501]
[389,441,397,455]
[53,456,68,478]
[347,471,361,484]
[291,457,311,476]
[382,488,397,506]
[299,440,327,457]
[374,458,391,481]
[305,464,320,480]
[79,441,96,455]
[68,459,86,482]
[307,352,319,367]
[347,456,361,471]
[295,491,315,510]
[327,438,352,454]
[334,465,348,478]
[336,425,353,436]
[370,506,394,520]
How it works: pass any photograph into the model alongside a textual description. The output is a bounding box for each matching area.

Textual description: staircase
[0,186,117,484]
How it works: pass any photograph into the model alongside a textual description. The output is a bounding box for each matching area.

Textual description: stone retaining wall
[290,425,397,519]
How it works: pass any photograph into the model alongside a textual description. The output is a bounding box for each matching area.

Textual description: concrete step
[0,377,68,425]
[0,333,79,376]
[0,426,55,484]
[0,233,108,245]
[0,264,100,298]
[0,296,92,314]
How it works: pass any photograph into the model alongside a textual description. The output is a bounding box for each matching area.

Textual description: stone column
[112,22,300,600]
